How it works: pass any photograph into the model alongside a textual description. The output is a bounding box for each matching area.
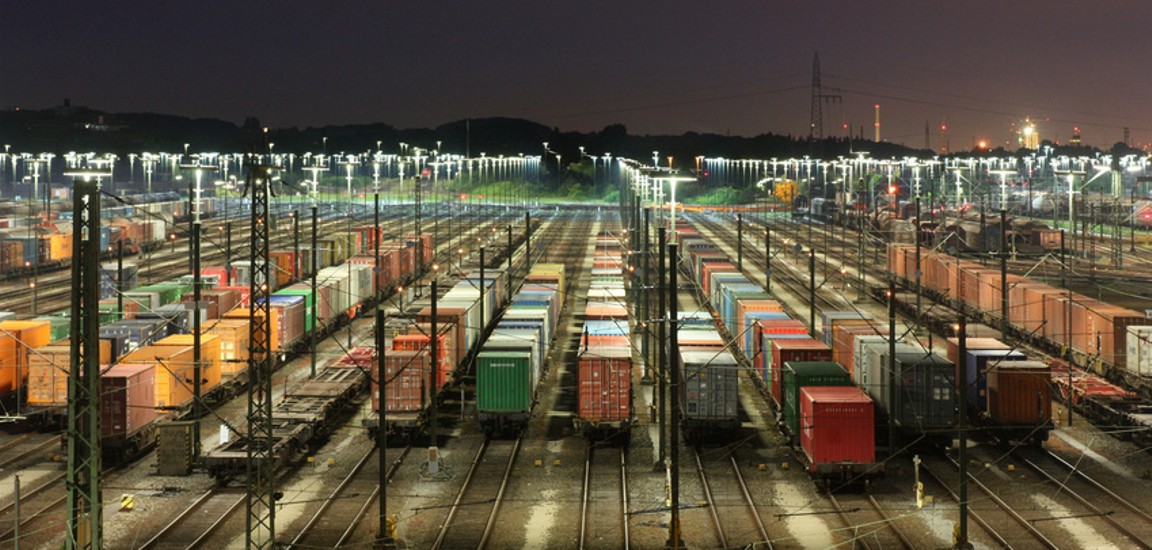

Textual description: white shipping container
[1125,326,1152,376]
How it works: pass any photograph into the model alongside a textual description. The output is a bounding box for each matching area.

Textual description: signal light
[888,185,898,195]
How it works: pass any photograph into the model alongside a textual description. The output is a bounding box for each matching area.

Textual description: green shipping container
[273,288,315,331]
[34,315,72,343]
[136,282,192,307]
[476,351,533,413]
[783,361,853,437]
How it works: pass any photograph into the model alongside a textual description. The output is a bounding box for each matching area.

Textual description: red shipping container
[101,363,157,438]
[577,345,632,425]
[378,350,430,414]
[771,339,832,405]
[202,266,236,288]
[394,333,453,389]
[800,386,875,472]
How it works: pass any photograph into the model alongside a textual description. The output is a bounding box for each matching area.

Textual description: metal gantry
[65,173,105,549]
[245,158,277,549]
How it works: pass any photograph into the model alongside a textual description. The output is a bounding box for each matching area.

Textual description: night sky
[4,2,1150,149]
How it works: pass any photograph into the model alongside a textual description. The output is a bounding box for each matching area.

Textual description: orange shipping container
[0,320,52,397]
[26,345,71,407]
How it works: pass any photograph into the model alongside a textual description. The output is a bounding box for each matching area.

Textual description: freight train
[888,243,1152,399]
[574,231,633,438]
[476,263,566,435]
[674,216,1057,484]
[370,268,509,436]
[8,223,434,464]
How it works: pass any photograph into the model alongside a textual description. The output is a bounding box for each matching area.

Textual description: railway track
[690,445,772,550]
[430,436,522,550]
[826,488,913,550]
[1014,449,1152,548]
[286,444,413,549]
[929,453,1060,548]
[579,443,630,550]
[0,433,58,471]
[137,488,247,549]
[0,471,66,546]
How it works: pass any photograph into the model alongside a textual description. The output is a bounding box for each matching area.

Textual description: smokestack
[874,104,881,143]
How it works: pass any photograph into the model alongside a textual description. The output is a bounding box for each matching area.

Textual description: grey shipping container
[680,349,741,431]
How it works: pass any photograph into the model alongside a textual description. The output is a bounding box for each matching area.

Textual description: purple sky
[4,1,1150,149]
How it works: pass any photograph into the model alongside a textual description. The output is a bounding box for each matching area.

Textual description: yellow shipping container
[223,307,280,354]
[205,318,251,376]
[526,263,566,301]
[120,344,197,409]
[153,334,223,393]
[0,320,53,397]
[47,232,73,262]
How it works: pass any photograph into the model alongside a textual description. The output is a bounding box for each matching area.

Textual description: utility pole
[666,241,682,550]
[737,213,743,271]
[64,166,107,550]
[764,226,771,293]
[245,156,277,549]
[181,160,216,461]
[955,316,971,550]
[642,208,651,383]
[1000,209,1009,340]
[657,228,667,469]
[375,307,395,548]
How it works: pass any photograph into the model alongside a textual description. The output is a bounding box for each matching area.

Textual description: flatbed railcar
[204,348,370,481]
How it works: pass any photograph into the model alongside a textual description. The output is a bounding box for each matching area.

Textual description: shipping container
[204,318,250,376]
[1125,326,1152,376]
[576,345,632,430]
[680,349,740,431]
[378,349,431,417]
[770,339,832,406]
[800,386,876,475]
[964,349,1026,411]
[782,361,853,437]
[476,351,535,422]
[0,320,52,397]
[987,360,1052,428]
[100,363,157,440]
